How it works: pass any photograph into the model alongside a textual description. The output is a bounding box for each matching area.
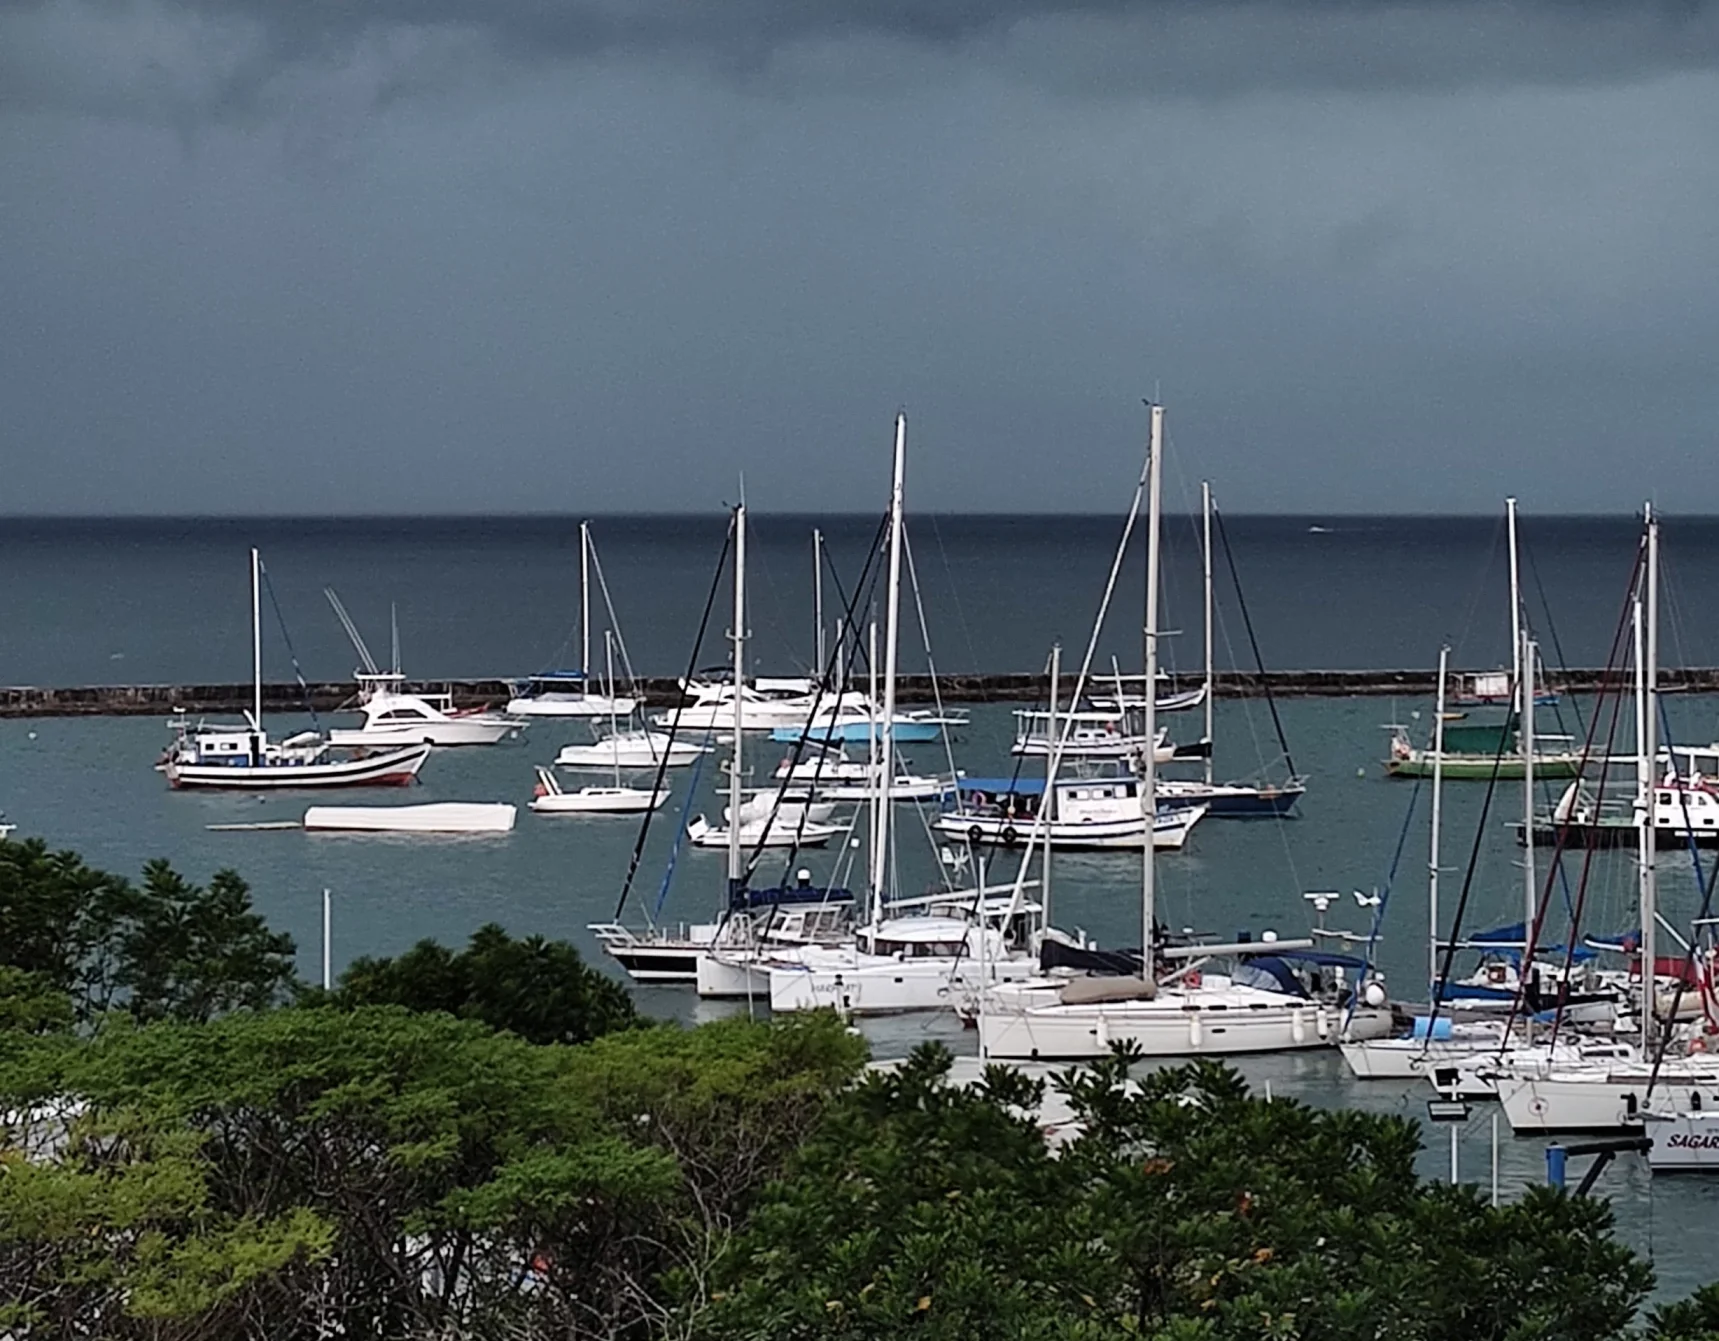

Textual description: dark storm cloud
[6,0,1719,126]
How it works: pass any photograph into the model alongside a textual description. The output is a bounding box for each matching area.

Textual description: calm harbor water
[5,512,1719,1302]
[5,690,1719,1298]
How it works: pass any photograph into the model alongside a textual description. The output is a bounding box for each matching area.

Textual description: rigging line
[1646,690,1719,1098]
[1349,765,1424,1032]
[901,527,963,788]
[749,512,889,893]
[611,513,735,923]
[651,743,712,923]
[1424,662,1527,1039]
[584,538,639,692]
[256,561,319,731]
[1517,541,1643,1050]
[927,513,981,676]
[1212,506,1296,777]
[1522,537,1587,741]
[1450,511,1507,672]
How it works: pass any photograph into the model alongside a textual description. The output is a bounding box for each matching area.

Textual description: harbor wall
[5,668,1719,717]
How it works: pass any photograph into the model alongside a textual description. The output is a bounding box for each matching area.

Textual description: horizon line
[0,509,1693,523]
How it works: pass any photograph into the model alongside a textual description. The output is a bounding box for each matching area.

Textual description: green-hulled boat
[1384,718,1588,780]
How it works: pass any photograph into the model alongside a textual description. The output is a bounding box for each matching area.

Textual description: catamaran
[162,551,431,790]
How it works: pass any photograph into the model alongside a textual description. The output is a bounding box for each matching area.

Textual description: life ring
[1002,825,1020,847]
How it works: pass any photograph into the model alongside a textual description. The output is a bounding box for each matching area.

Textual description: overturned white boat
[303,802,516,833]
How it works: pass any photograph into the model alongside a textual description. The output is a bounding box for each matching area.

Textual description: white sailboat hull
[1648,1112,1719,1171]
[979,984,1391,1060]
[936,807,1202,851]
[768,955,1039,1015]
[531,787,667,815]
[556,736,706,769]
[506,693,638,718]
[1499,1067,1719,1133]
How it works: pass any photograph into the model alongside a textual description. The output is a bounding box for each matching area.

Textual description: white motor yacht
[330,673,519,748]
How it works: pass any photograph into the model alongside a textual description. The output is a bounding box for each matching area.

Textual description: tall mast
[1201,480,1214,787]
[250,547,262,732]
[390,602,400,676]
[606,630,620,788]
[1639,504,1659,1052]
[1522,632,1537,940]
[1045,641,1060,929]
[1141,403,1164,974]
[867,619,879,922]
[1429,644,1449,998]
[580,520,592,701]
[870,413,907,923]
[813,529,826,679]
[727,505,747,903]
[1506,496,1523,728]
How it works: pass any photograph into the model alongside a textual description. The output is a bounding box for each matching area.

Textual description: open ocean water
[5,512,1719,1299]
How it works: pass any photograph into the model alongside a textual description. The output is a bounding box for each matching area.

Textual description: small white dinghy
[529,765,668,815]
[303,802,517,834]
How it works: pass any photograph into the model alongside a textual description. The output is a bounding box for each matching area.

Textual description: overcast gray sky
[3,0,1716,513]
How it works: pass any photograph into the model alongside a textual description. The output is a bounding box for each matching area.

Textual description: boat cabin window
[1660,792,1676,805]
[379,708,430,721]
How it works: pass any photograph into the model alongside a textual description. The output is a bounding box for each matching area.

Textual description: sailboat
[162,550,431,790]
[751,414,1042,1015]
[1496,507,1719,1132]
[1386,499,1587,780]
[975,403,1391,1060]
[1151,482,1308,818]
[590,503,857,987]
[506,522,640,719]
[530,633,674,814]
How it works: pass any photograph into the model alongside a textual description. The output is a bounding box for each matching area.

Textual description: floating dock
[5,668,1719,718]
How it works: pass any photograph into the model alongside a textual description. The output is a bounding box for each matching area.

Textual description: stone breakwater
[4,668,1719,718]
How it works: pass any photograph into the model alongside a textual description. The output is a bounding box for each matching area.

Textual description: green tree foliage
[0,837,297,1026]
[697,1045,1657,1341]
[333,921,638,1044]
[0,1006,865,1339]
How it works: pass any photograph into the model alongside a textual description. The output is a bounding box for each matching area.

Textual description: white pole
[1430,644,1449,998]
[1045,642,1060,930]
[728,506,747,902]
[1490,1112,1500,1206]
[1506,496,1523,730]
[322,888,332,992]
[871,413,906,920]
[1522,633,1537,942]
[1641,504,1659,1052]
[580,520,592,701]
[1450,1123,1460,1184]
[867,619,879,924]
[1201,480,1214,787]
[1141,403,1164,975]
[250,547,263,733]
[813,529,826,679]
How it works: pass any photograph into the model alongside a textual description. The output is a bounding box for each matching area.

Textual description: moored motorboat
[329,673,518,748]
